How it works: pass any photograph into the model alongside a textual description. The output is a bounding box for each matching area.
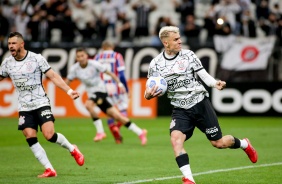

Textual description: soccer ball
[146,76,167,96]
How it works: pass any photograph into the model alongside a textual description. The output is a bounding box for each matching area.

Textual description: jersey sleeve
[116,53,125,72]
[91,60,107,73]
[0,59,8,78]
[93,54,99,60]
[37,54,51,73]
[147,59,157,78]
[189,51,204,72]
[67,65,77,81]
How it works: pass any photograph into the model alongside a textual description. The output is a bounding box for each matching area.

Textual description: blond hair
[101,40,115,50]
[159,26,179,40]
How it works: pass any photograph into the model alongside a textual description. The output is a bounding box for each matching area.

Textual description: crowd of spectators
[0,0,281,48]
[0,0,282,81]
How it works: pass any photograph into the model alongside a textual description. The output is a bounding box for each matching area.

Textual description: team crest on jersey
[170,119,176,129]
[97,98,103,105]
[177,60,185,70]
[26,62,33,72]
[19,116,25,125]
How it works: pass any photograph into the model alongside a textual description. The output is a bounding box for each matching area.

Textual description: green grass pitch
[0,117,281,184]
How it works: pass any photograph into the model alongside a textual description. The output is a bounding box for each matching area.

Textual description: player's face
[8,36,24,59]
[76,51,88,66]
[165,32,182,55]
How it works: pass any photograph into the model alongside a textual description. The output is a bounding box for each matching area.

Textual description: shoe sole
[38,174,57,178]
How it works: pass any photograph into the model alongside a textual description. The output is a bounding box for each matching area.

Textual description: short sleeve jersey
[147,49,209,109]
[67,60,108,97]
[94,50,125,96]
[0,51,51,111]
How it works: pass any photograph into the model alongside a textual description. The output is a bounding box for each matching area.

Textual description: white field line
[116,162,282,184]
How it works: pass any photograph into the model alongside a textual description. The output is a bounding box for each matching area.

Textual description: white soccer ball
[146,76,167,96]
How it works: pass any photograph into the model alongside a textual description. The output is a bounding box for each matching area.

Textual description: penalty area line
[116,162,282,184]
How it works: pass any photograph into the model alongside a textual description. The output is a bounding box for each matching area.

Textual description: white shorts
[108,93,128,111]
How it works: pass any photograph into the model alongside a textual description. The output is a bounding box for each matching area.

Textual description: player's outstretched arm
[105,70,126,93]
[197,69,226,90]
[45,69,80,100]
[64,78,71,85]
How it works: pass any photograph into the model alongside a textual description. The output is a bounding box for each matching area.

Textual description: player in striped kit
[94,40,129,143]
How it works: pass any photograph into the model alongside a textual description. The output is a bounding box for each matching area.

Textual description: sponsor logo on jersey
[22,103,37,109]
[18,85,38,91]
[179,94,197,108]
[167,78,196,91]
[14,78,38,91]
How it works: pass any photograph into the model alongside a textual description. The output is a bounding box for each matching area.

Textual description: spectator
[255,0,270,20]
[271,3,281,20]
[14,11,30,39]
[203,3,217,45]
[0,7,10,48]
[99,0,119,39]
[238,0,252,12]
[239,10,257,37]
[20,0,44,17]
[276,17,282,46]
[60,8,79,42]
[235,0,252,35]
[117,12,132,42]
[27,10,52,42]
[115,0,129,18]
[79,21,98,42]
[183,14,201,47]
[172,0,195,34]
[39,0,78,42]
[132,0,157,38]
[69,0,99,42]
[39,0,58,35]
[151,16,175,46]
[214,0,241,33]
[53,0,77,42]
[3,2,20,35]
[259,12,279,36]
[215,16,232,35]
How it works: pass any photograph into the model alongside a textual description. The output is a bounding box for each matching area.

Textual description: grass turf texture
[0,117,281,184]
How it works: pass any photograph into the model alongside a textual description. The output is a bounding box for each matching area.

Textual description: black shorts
[18,106,55,131]
[89,92,113,114]
[170,97,222,141]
